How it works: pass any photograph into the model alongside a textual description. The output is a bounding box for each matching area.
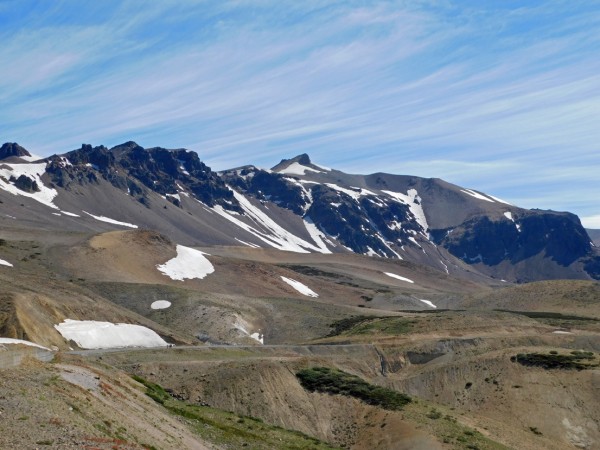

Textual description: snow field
[419,299,437,308]
[212,188,329,254]
[0,337,51,350]
[54,319,168,349]
[83,211,138,228]
[280,276,319,297]
[151,300,172,310]
[0,162,59,209]
[382,189,429,237]
[276,162,324,175]
[157,245,215,281]
[384,272,414,283]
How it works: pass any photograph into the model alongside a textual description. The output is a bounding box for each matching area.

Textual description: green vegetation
[296,367,411,411]
[327,316,414,337]
[511,351,598,370]
[496,310,599,330]
[326,316,372,336]
[133,375,338,449]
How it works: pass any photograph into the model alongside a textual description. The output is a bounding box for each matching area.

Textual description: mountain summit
[0,142,32,160]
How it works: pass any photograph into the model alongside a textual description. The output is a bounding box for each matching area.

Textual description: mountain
[1,141,598,283]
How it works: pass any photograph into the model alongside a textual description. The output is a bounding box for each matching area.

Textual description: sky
[1,1,599,227]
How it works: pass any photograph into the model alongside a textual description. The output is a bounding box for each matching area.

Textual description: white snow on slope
[504,211,521,232]
[488,194,512,205]
[382,189,429,237]
[313,163,331,171]
[19,153,43,162]
[419,299,437,308]
[460,188,495,203]
[552,330,573,335]
[283,177,314,212]
[0,162,58,209]
[0,337,50,350]
[351,186,376,196]
[157,245,215,281]
[277,162,324,175]
[280,276,319,297]
[326,183,372,201]
[54,319,168,349]
[83,211,138,228]
[384,272,414,283]
[61,211,80,217]
[0,259,13,267]
[234,319,264,344]
[235,238,261,248]
[151,300,172,310]
[212,189,328,253]
[304,217,333,254]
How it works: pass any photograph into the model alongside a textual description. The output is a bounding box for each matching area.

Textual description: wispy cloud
[1,1,599,221]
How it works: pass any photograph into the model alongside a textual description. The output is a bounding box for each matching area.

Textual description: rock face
[45,141,240,211]
[432,211,591,266]
[0,143,32,160]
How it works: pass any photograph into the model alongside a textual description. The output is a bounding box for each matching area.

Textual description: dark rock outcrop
[0,143,32,160]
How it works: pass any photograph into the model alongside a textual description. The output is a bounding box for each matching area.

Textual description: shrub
[296,367,411,410]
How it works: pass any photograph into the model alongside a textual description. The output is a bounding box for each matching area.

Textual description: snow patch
[384,272,414,283]
[325,183,373,201]
[151,300,172,310]
[61,211,80,217]
[382,189,429,237]
[277,162,324,175]
[234,319,264,344]
[552,330,573,335]
[212,189,328,253]
[0,259,13,267]
[488,194,513,205]
[460,188,495,203]
[83,211,138,228]
[235,238,261,248]
[304,217,333,254]
[157,245,214,281]
[280,276,319,297]
[0,337,50,350]
[54,319,168,349]
[419,299,437,309]
[0,162,59,209]
[503,211,514,222]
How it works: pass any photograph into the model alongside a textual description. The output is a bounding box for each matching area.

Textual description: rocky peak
[271,153,314,172]
[0,142,32,160]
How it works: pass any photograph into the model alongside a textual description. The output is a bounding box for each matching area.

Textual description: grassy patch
[511,351,598,370]
[133,375,337,449]
[296,367,411,411]
[496,310,599,329]
[327,316,415,337]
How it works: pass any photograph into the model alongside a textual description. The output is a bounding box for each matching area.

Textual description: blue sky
[1,1,599,227]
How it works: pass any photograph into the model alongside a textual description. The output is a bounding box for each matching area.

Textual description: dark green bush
[296,367,411,410]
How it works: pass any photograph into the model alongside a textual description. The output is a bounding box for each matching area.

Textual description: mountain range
[1,141,598,284]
